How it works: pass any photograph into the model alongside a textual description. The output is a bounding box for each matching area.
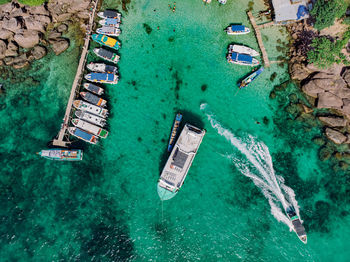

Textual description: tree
[310,0,348,31]
[17,0,47,6]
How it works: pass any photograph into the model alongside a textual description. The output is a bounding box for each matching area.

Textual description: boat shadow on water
[157,110,204,174]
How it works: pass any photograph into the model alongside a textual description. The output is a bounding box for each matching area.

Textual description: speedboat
[73,100,108,118]
[80,91,107,107]
[87,62,118,74]
[83,83,104,95]
[91,34,121,50]
[229,44,259,57]
[99,18,120,27]
[96,26,121,37]
[93,48,120,64]
[225,25,250,35]
[286,206,307,244]
[238,67,264,88]
[97,10,121,20]
[68,127,98,144]
[71,119,108,138]
[227,52,259,66]
[75,110,107,127]
[84,72,118,84]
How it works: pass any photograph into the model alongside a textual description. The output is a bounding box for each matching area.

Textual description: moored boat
[96,26,121,37]
[73,100,108,118]
[68,127,98,144]
[167,113,183,152]
[92,34,121,50]
[71,119,108,138]
[37,149,83,161]
[218,0,227,4]
[227,52,259,66]
[87,62,118,74]
[238,67,264,88]
[93,48,120,64]
[286,206,307,244]
[97,10,121,20]
[84,72,118,84]
[225,25,250,35]
[157,124,206,201]
[99,18,120,27]
[75,110,107,127]
[229,44,259,57]
[80,91,107,107]
[83,83,104,95]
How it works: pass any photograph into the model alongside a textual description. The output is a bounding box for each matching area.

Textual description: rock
[0,3,14,14]
[77,11,90,19]
[67,0,90,13]
[31,45,46,60]
[319,147,332,161]
[341,99,350,115]
[317,92,343,109]
[0,40,6,59]
[288,93,298,103]
[313,72,334,79]
[312,137,326,146]
[34,15,51,25]
[3,57,15,66]
[12,54,30,69]
[319,116,347,127]
[285,103,303,118]
[56,24,68,33]
[13,61,30,69]
[341,67,350,85]
[290,63,310,80]
[4,41,18,57]
[2,18,22,33]
[51,38,69,55]
[11,7,29,18]
[302,104,313,113]
[14,30,40,49]
[325,128,347,144]
[0,29,14,40]
[48,30,62,40]
[339,161,349,170]
[28,5,50,16]
[269,91,276,99]
[24,16,46,32]
[54,13,72,23]
[302,80,325,98]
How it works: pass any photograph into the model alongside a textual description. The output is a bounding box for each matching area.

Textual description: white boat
[227,52,259,66]
[157,124,206,201]
[73,100,108,118]
[96,26,121,37]
[218,0,227,4]
[286,206,307,244]
[71,119,108,138]
[83,83,104,95]
[97,10,121,20]
[229,44,259,57]
[99,18,120,27]
[75,110,106,127]
[68,127,98,144]
[93,48,120,64]
[225,25,250,35]
[86,62,118,74]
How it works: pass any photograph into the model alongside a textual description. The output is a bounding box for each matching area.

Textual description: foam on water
[201,103,301,231]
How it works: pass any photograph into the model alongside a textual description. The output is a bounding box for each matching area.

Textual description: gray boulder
[4,41,18,57]
[56,24,68,33]
[317,92,343,109]
[51,38,69,55]
[67,0,91,13]
[34,15,51,25]
[31,45,46,60]
[54,13,72,23]
[2,18,22,33]
[0,40,6,59]
[48,30,62,40]
[319,116,347,127]
[325,128,347,144]
[342,68,350,85]
[341,99,350,115]
[24,16,46,32]
[0,3,15,14]
[28,5,50,16]
[0,29,14,40]
[14,30,40,49]
[302,80,325,98]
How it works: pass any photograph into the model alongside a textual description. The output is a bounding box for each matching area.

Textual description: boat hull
[229,44,259,57]
[75,110,106,127]
[68,127,98,144]
[83,83,104,95]
[93,48,120,64]
[84,73,118,84]
[92,34,121,50]
[157,184,177,201]
[80,92,107,107]
[96,27,121,37]
[38,149,83,161]
[98,18,120,27]
[238,67,264,88]
[73,100,108,118]
[72,119,108,138]
[227,53,259,66]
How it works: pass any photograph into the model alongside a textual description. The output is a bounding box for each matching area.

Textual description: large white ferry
[157,124,205,201]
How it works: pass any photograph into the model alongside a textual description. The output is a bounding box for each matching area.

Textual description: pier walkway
[52,0,99,147]
[247,11,270,67]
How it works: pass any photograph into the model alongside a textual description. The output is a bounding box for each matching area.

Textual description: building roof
[272,0,309,22]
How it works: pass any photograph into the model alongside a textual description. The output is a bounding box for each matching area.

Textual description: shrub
[310,0,348,31]
[0,0,11,4]
[17,0,46,6]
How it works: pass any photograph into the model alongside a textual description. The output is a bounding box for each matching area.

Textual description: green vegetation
[0,0,11,4]
[310,0,348,31]
[307,32,350,68]
[17,0,46,6]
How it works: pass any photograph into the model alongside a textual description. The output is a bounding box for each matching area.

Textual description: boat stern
[157,184,177,201]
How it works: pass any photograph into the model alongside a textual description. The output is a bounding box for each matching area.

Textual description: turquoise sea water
[1,0,349,261]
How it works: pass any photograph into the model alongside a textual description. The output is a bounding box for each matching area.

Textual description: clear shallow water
[0,0,349,261]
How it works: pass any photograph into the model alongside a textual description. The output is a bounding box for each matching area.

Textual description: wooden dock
[52,0,99,147]
[247,11,270,67]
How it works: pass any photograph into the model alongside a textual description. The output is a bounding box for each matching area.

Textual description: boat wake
[200,103,300,231]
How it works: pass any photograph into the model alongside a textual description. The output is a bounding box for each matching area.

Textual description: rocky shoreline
[287,21,350,147]
[0,0,94,69]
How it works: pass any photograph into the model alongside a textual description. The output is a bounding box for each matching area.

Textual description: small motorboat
[72,119,108,138]
[167,113,183,152]
[227,52,259,66]
[83,83,104,95]
[75,110,107,127]
[73,100,108,118]
[98,18,120,27]
[225,25,250,35]
[229,44,259,57]
[87,62,118,74]
[68,127,98,144]
[80,91,107,107]
[238,67,264,89]
[84,72,118,84]
[96,26,121,37]
[91,34,121,50]
[93,48,120,64]
[97,10,122,20]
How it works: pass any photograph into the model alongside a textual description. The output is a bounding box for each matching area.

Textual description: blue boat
[167,113,183,152]
[84,72,118,84]
[238,67,264,89]
[225,25,250,35]
[68,127,98,144]
[227,52,259,66]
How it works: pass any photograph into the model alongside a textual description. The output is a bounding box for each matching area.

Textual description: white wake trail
[200,103,299,230]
